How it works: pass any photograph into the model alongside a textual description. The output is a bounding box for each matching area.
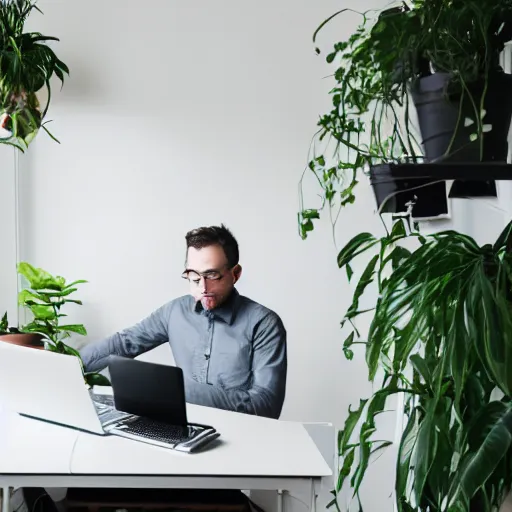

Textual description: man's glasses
[181,267,229,285]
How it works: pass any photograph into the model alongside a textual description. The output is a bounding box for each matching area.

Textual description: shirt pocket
[210,333,252,389]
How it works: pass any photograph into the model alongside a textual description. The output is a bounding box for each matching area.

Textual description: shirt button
[204,354,210,360]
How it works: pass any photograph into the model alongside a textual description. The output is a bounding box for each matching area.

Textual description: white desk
[0,392,332,512]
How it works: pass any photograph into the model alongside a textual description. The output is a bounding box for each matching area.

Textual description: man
[79,224,287,419]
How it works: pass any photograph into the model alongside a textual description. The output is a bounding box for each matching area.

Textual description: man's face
[184,244,241,310]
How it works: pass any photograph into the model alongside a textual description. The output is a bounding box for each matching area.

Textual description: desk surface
[0,391,332,479]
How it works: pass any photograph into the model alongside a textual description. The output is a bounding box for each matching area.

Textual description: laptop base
[91,391,220,453]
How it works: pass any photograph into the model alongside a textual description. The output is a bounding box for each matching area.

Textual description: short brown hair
[185,224,239,268]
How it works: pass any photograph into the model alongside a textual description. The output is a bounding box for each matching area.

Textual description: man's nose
[199,276,208,293]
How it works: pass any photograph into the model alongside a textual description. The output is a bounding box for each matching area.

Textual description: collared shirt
[79,289,287,419]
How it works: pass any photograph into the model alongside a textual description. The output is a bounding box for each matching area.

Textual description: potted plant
[1,262,110,387]
[0,310,44,348]
[319,216,512,511]
[299,0,512,228]
[0,0,69,151]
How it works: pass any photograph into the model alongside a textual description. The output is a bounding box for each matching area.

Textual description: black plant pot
[410,71,512,197]
[370,164,448,218]
[370,162,512,217]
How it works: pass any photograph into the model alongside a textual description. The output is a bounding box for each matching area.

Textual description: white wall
[7,1,504,510]
[17,0,391,423]
[0,146,17,326]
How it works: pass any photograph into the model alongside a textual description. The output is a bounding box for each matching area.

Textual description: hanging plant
[298,0,512,232]
[0,0,69,151]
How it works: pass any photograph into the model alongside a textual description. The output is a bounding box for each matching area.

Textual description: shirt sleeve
[79,302,172,373]
[183,311,287,419]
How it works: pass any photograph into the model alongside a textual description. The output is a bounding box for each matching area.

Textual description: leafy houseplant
[0,0,69,151]
[300,2,512,508]
[326,217,512,511]
[0,262,110,387]
[16,261,88,347]
[299,0,512,232]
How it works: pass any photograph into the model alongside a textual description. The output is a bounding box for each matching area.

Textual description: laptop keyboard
[98,407,131,425]
[89,390,218,451]
[90,391,132,426]
[116,417,193,444]
[90,392,114,408]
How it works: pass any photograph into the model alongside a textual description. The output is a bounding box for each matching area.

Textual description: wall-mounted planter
[410,71,512,198]
[370,164,448,218]
[370,162,512,217]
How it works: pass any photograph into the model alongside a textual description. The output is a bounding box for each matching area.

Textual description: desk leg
[2,487,10,512]
[310,480,316,512]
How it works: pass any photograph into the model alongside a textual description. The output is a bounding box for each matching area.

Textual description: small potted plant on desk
[0,262,110,387]
[0,311,44,348]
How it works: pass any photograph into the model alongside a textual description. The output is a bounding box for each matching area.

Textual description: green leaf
[337,447,355,492]
[337,233,378,268]
[316,155,325,166]
[298,212,317,240]
[346,263,354,282]
[396,406,419,501]
[339,399,368,454]
[64,279,87,289]
[17,262,66,291]
[493,220,512,252]
[449,301,469,417]
[85,372,111,387]
[385,246,412,272]
[389,218,407,240]
[371,440,393,455]
[20,322,52,337]
[18,289,46,305]
[344,348,354,360]
[448,403,512,509]
[28,304,55,320]
[58,324,87,336]
[45,341,59,352]
[351,386,395,496]
[345,254,379,321]
[468,266,512,396]
[413,398,438,503]
[343,331,355,349]
[64,299,83,305]
[410,354,432,387]
[0,312,8,332]
[33,288,78,299]
[59,343,82,359]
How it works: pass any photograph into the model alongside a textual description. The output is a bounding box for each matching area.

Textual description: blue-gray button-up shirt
[79,289,287,419]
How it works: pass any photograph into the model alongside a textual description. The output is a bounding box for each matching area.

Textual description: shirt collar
[192,288,240,325]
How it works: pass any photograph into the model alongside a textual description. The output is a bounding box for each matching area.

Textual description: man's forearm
[79,332,128,372]
[184,378,284,419]
[79,302,172,373]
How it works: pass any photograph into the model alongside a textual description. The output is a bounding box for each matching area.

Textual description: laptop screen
[107,356,188,427]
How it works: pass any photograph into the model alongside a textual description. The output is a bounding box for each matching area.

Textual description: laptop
[0,342,220,453]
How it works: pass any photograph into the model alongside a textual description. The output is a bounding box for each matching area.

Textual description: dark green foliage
[333,219,512,511]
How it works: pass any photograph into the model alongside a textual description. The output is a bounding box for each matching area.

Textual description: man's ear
[232,264,242,284]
